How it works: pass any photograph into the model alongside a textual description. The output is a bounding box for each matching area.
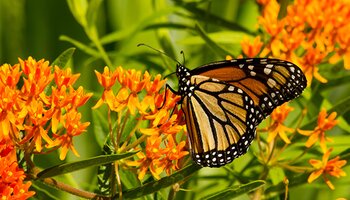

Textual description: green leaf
[269,167,285,185]
[37,152,137,179]
[97,144,115,195]
[265,174,309,195]
[202,180,265,200]
[319,75,350,91]
[66,0,88,27]
[177,2,255,35]
[194,24,234,57]
[59,35,100,57]
[86,0,102,29]
[339,147,350,161]
[92,109,109,148]
[178,31,249,45]
[100,7,182,45]
[51,48,76,68]
[119,163,202,199]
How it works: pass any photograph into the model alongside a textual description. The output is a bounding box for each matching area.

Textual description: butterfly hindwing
[181,77,258,167]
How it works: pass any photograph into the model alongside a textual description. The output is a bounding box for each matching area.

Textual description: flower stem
[114,162,123,200]
[32,167,110,200]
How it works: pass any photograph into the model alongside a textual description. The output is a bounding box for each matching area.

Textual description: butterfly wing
[191,58,307,122]
[179,58,306,167]
[181,77,258,167]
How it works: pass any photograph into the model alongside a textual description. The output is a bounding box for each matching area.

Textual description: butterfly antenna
[137,43,181,65]
[180,50,186,65]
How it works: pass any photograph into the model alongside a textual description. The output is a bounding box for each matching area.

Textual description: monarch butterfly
[173,58,307,167]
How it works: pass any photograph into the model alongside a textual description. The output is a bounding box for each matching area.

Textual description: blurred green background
[1,0,349,199]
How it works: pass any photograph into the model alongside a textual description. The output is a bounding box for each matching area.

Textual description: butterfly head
[176,64,193,98]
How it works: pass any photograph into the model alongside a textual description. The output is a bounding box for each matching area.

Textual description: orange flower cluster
[94,66,188,180]
[308,148,347,190]
[0,57,92,160]
[0,140,35,199]
[242,0,350,84]
[267,103,294,144]
[299,109,338,153]
[126,135,188,180]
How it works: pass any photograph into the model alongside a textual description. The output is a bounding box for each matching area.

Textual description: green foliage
[1,0,349,200]
[37,152,137,179]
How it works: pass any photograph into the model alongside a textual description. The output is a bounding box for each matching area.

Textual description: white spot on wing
[264,68,272,75]
[266,64,273,68]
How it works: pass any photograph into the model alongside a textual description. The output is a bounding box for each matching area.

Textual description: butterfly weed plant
[1,0,350,199]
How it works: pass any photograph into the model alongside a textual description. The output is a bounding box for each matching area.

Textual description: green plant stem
[117,111,130,147]
[167,183,179,200]
[108,109,117,149]
[123,134,148,152]
[119,119,143,152]
[114,162,123,200]
[86,27,113,67]
[32,167,110,199]
[39,176,110,200]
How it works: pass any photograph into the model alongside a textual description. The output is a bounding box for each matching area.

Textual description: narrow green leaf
[100,7,182,45]
[319,75,350,91]
[86,0,102,29]
[92,109,109,148]
[37,152,137,179]
[265,174,309,194]
[178,3,255,35]
[51,48,76,68]
[339,148,350,161]
[269,167,285,185]
[203,180,265,200]
[118,163,202,199]
[97,144,115,195]
[59,35,100,57]
[178,31,249,45]
[194,24,234,57]
[66,0,88,27]
[144,22,194,31]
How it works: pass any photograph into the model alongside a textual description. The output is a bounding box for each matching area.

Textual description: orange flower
[94,66,118,90]
[0,57,91,160]
[20,57,54,98]
[0,63,22,88]
[308,148,347,190]
[54,66,80,89]
[267,103,294,144]
[126,136,166,180]
[0,140,35,199]
[241,36,263,58]
[95,66,188,180]
[299,109,337,152]
[161,135,189,175]
[49,110,90,160]
[251,0,350,84]
[125,133,188,180]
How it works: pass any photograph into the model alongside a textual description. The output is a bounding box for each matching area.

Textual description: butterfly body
[175,58,306,167]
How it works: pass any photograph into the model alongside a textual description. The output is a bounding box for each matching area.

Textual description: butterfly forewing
[176,58,307,167]
[190,58,307,119]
